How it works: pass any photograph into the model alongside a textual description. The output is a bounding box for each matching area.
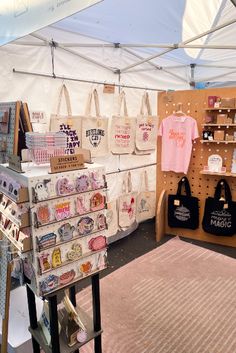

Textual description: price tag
[223,203,229,209]
[174,200,180,206]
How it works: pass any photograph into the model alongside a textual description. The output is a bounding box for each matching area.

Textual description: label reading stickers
[50,154,85,174]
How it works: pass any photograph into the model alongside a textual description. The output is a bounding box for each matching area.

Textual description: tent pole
[106,163,156,175]
[12,69,165,91]
[120,18,236,73]
[196,69,236,83]
[122,48,188,83]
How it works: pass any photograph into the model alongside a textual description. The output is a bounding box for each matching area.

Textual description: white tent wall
[0,30,190,238]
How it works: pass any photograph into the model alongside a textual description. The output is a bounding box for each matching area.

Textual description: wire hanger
[175,102,186,117]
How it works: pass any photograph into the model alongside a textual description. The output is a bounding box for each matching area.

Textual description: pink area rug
[79,237,236,353]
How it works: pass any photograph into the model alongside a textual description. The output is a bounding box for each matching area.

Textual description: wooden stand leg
[1,262,12,353]
[69,286,80,353]
[92,273,102,353]
[26,285,40,353]
[48,295,60,353]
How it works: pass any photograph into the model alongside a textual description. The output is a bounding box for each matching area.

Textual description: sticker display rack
[0,161,108,353]
[156,87,236,247]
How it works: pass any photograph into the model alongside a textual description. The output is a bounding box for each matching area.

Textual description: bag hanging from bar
[81,89,109,157]
[135,92,158,155]
[50,84,82,154]
[168,177,199,230]
[106,198,119,238]
[136,170,156,223]
[110,91,136,154]
[118,171,137,229]
[202,179,236,236]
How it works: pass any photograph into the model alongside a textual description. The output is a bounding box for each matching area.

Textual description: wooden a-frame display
[0,101,32,162]
[156,87,236,247]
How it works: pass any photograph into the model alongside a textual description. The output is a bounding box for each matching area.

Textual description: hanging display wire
[12,69,164,92]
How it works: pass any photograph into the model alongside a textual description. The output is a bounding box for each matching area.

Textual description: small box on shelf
[216,114,228,124]
[214,130,225,141]
[221,98,235,108]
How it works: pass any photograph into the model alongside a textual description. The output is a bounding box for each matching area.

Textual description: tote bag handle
[122,171,133,194]
[139,170,150,192]
[140,92,152,116]
[118,91,128,117]
[85,89,101,117]
[176,177,192,197]
[56,84,73,124]
[214,179,232,202]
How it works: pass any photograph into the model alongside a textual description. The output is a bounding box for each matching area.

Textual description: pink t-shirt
[158,115,199,174]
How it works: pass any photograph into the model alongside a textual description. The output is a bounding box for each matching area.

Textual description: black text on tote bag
[110,91,136,154]
[82,89,109,157]
[168,177,199,230]
[135,92,158,155]
[202,179,236,236]
[50,84,82,154]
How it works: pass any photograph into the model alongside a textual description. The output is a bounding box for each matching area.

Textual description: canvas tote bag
[168,177,199,230]
[118,171,137,229]
[110,91,136,154]
[136,170,156,223]
[202,179,236,236]
[106,197,119,238]
[50,84,82,154]
[82,89,109,157]
[135,92,158,154]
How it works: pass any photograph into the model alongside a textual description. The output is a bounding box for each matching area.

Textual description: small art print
[55,202,71,221]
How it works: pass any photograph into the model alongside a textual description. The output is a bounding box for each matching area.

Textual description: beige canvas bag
[118,171,137,229]
[106,197,119,238]
[135,92,158,154]
[136,170,156,223]
[50,84,82,154]
[110,91,136,154]
[81,89,109,157]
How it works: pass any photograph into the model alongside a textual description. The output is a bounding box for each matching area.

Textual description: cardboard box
[221,98,235,108]
[216,114,228,124]
[214,130,225,141]
[225,134,234,141]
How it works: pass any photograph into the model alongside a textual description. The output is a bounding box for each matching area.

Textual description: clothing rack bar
[106,163,156,175]
[12,68,164,92]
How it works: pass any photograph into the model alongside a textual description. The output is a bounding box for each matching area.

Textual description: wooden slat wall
[156,87,236,247]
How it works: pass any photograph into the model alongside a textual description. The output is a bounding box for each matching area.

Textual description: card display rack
[0,161,108,353]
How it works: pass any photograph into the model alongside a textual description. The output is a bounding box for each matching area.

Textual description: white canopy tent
[1,0,236,221]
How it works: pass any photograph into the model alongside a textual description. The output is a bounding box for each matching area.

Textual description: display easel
[0,101,32,161]
[26,273,103,353]
[156,87,236,247]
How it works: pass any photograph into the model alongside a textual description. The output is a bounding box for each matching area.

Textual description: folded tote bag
[136,170,156,223]
[168,176,199,230]
[50,84,82,154]
[81,89,109,157]
[110,91,136,154]
[135,92,158,154]
[118,171,137,229]
[202,179,236,236]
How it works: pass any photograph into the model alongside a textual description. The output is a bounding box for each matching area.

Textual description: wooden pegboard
[156,87,236,247]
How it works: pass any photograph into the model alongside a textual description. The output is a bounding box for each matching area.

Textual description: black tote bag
[202,179,236,236]
[168,177,199,230]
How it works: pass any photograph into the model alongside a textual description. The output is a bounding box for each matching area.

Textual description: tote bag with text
[50,84,82,154]
[110,91,136,154]
[82,89,109,157]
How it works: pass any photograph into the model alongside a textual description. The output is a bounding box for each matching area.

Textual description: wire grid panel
[156,87,236,247]
[0,237,10,318]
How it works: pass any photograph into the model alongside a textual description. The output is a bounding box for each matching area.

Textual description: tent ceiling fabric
[7,0,236,86]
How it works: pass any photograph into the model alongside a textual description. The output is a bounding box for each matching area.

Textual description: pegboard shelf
[200,170,236,177]
[201,124,236,127]
[204,108,236,111]
[200,140,236,144]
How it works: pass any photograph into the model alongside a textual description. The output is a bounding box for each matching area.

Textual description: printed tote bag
[110,91,136,154]
[136,170,156,223]
[50,84,82,154]
[118,171,137,229]
[82,89,109,157]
